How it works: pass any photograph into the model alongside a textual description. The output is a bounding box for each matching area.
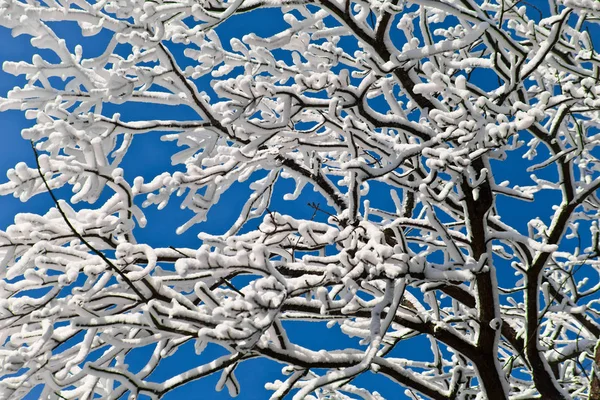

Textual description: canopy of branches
[1,0,600,399]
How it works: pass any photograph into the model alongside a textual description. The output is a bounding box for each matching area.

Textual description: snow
[0,0,599,398]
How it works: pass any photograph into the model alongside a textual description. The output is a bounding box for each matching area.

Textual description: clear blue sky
[0,1,597,399]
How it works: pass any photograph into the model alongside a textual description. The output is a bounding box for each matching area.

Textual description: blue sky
[1,1,599,399]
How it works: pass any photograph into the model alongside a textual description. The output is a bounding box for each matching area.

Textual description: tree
[0,0,600,398]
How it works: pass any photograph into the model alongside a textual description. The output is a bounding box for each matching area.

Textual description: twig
[31,141,148,302]
[168,246,244,297]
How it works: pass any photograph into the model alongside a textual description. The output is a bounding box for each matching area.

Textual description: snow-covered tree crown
[1,0,600,398]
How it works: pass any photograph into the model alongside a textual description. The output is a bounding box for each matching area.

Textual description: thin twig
[168,246,244,296]
[31,141,147,302]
